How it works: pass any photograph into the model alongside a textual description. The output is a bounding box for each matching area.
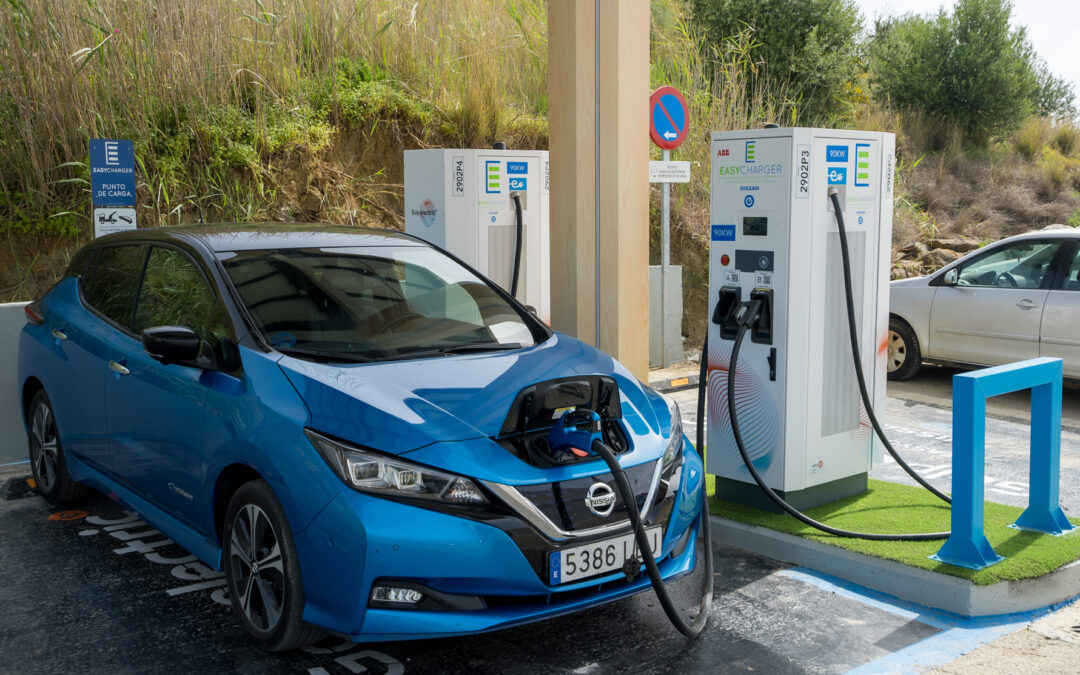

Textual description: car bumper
[293,440,705,640]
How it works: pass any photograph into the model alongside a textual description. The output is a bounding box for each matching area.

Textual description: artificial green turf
[708,479,1080,585]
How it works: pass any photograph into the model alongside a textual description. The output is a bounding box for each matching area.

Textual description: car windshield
[220,245,540,361]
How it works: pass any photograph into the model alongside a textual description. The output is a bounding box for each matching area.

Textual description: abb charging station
[706,128,896,508]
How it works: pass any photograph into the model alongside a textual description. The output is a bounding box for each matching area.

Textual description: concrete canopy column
[548,0,650,380]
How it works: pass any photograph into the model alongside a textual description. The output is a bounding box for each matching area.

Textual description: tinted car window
[1061,246,1080,291]
[222,246,540,360]
[84,244,146,328]
[958,240,1060,289]
[133,246,233,349]
[65,246,97,279]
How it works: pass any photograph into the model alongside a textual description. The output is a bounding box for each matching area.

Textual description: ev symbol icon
[490,215,496,223]
[858,216,864,225]
[744,195,755,208]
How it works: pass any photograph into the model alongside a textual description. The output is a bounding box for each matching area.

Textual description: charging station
[706,128,896,510]
[404,149,551,323]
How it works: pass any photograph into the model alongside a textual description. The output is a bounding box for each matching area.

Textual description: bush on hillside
[869,0,1073,143]
[688,0,862,126]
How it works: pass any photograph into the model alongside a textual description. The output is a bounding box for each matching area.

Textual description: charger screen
[743,216,768,236]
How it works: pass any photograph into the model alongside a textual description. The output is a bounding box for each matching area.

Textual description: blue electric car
[17,225,704,650]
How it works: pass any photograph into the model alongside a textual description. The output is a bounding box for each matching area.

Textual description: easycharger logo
[716,163,784,177]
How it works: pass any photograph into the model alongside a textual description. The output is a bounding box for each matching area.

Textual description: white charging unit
[706,128,896,509]
[404,149,550,323]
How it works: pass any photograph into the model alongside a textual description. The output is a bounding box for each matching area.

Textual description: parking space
[0,488,942,674]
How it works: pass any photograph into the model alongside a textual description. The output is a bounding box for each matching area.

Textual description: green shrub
[869,0,1065,143]
[1014,117,1049,160]
[689,0,862,126]
[1050,123,1080,157]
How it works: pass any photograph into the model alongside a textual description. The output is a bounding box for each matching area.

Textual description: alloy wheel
[229,503,286,632]
[30,402,59,493]
[887,329,907,373]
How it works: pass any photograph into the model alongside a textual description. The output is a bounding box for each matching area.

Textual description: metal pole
[594,0,601,349]
[661,148,670,367]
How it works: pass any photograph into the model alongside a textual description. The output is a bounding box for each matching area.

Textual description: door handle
[108,360,130,376]
[1016,299,1038,309]
[51,328,67,341]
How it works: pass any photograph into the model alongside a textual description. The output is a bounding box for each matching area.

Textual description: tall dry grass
[0,0,547,231]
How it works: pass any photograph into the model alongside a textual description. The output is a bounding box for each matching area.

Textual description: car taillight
[24,302,44,326]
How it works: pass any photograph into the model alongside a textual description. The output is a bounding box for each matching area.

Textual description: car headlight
[662,396,684,470]
[305,430,488,506]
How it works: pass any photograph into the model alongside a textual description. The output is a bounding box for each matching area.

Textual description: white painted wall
[0,302,29,465]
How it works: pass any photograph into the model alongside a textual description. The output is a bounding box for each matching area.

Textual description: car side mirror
[943,268,959,286]
[142,326,201,366]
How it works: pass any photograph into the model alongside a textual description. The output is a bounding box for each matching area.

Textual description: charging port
[712,286,741,340]
[749,289,773,345]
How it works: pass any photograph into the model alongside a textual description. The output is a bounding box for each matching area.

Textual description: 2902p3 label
[549,527,663,585]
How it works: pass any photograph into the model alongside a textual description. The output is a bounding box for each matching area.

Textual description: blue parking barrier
[931,358,1074,570]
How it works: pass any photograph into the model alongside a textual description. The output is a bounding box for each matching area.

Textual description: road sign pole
[661,148,671,368]
[649,86,688,369]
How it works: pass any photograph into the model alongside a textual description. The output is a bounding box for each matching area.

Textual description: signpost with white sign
[648,87,690,366]
[90,139,137,237]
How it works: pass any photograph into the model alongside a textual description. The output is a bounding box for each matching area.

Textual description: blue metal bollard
[931,358,1073,570]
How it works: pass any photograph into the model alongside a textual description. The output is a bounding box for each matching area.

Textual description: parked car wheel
[223,480,322,652]
[27,390,89,504]
[886,317,921,381]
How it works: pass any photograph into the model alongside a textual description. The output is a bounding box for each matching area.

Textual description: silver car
[888,227,1080,381]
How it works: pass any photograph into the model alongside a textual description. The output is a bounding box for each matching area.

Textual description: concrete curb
[648,373,699,394]
[711,515,1080,617]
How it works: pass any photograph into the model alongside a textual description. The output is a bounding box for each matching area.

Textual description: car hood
[890,275,931,288]
[277,333,665,455]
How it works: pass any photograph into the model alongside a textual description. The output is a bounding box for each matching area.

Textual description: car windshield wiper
[275,347,374,364]
[372,342,525,362]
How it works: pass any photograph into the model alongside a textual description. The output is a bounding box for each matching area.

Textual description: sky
[853,0,1080,104]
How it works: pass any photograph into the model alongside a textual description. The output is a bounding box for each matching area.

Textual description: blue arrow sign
[649,87,689,149]
[90,139,136,207]
[652,95,685,142]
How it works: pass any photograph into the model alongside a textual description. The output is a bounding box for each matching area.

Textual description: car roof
[1006,225,1080,241]
[92,223,426,252]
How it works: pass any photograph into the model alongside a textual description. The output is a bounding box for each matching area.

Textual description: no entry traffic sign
[649,86,689,150]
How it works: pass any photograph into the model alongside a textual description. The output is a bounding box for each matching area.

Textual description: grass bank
[710,479,1080,585]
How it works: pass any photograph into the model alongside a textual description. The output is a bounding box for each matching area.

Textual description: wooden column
[548,0,650,380]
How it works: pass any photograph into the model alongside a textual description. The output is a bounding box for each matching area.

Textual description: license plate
[548,527,662,585]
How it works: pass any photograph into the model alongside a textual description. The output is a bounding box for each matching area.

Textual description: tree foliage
[869,0,1074,141]
[689,0,863,125]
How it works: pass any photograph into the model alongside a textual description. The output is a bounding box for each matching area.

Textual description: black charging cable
[592,439,712,637]
[721,300,948,540]
[510,192,524,298]
[828,188,951,504]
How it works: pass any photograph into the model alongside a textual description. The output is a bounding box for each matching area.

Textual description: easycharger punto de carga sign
[90,138,137,237]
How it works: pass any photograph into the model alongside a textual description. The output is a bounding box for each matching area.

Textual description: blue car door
[103,244,233,526]
[62,244,148,470]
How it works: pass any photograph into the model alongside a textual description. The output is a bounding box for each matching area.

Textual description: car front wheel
[887,317,921,381]
[223,480,322,651]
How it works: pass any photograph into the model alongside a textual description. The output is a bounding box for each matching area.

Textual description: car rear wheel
[887,317,921,381]
[223,479,322,652]
[28,390,89,504]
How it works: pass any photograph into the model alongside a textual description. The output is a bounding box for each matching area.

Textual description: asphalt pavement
[0,488,943,674]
